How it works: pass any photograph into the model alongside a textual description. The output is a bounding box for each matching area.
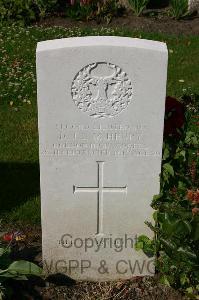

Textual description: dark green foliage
[170,0,189,20]
[0,0,59,24]
[0,0,123,24]
[136,93,199,297]
[128,0,149,16]
[66,0,123,23]
[0,246,42,299]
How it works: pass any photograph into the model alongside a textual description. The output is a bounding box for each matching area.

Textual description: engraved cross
[73,161,127,235]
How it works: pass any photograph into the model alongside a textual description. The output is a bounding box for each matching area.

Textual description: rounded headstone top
[36,36,167,53]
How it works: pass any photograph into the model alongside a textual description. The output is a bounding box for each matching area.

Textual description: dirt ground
[37,10,199,36]
[40,277,186,300]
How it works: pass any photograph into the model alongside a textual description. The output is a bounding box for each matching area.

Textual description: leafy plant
[66,0,93,20]
[128,0,149,16]
[34,0,58,19]
[0,0,59,24]
[136,94,199,298]
[170,0,189,19]
[0,0,36,24]
[66,0,123,22]
[0,245,42,299]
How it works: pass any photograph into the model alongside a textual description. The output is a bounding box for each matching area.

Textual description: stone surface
[188,0,199,13]
[36,36,168,281]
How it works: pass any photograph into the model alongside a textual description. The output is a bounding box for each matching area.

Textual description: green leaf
[158,212,192,237]
[152,193,163,206]
[157,212,170,223]
[185,131,199,146]
[0,270,28,281]
[174,148,186,161]
[169,220,192,237]
[178,181,186,190]
[159,274,171,286]
[163,163,174,177]
[162,163,175,184]
[177,247,197,262]
[135,241,143,251]
[159,238,176,251]
[153,211,158,222]
[163,147,170,161]
[7,261,43,277]
[135,235,155,257]
[182,220,192,234]
[186,286,194,294]
[180,273,189,285]
[0,270,16,278]
[153,194,163,202]
[14,275,28,281]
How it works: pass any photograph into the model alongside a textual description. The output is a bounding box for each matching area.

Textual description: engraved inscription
[71,62,133,119]
[73,161,127,235]
[40,123,162,158]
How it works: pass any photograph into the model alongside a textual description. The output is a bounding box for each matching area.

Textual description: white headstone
[36,36,168,281]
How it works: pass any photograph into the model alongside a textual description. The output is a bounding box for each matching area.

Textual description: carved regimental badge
[71,62,133,118]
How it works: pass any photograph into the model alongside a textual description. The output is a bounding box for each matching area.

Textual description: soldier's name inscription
[41,123,161,158]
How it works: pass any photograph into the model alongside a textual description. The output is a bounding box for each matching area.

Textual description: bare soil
[37,10,199,36]
[40,278,186,300]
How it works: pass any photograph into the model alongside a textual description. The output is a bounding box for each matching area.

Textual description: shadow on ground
[0,162,40,212]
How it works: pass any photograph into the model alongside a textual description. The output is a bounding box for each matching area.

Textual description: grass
[3,197,41,225]
[0,24,199,224]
